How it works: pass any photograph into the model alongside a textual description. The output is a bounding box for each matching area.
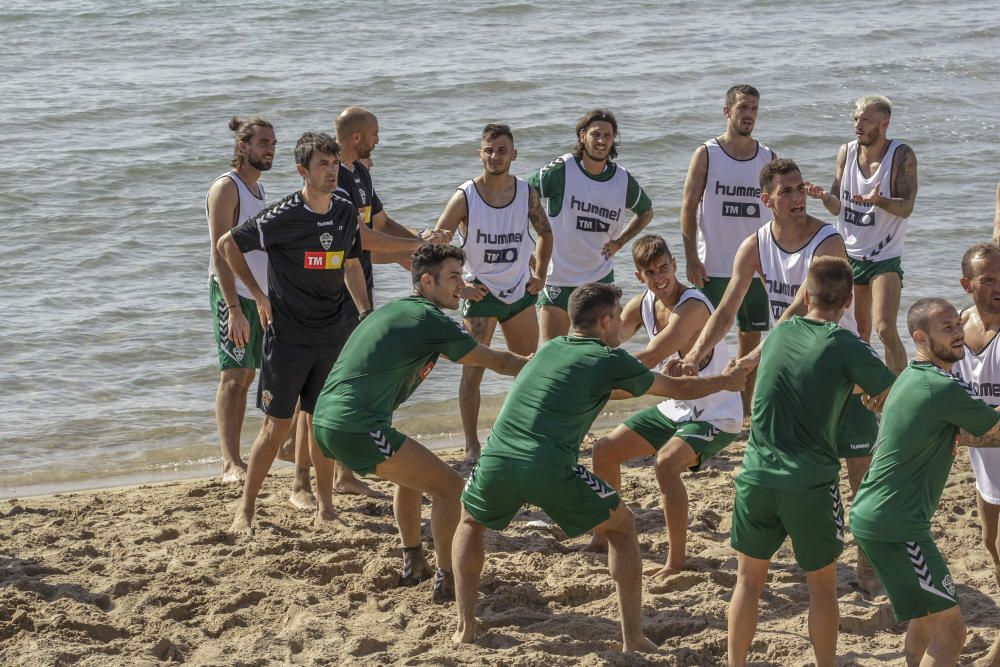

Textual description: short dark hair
[726,84,760,107]
[568,282,622,330]
[632,235,672,270]
[228,116,273,168]
[906,297,954,336]
[294,132,339,169]
[574,108,619,161]
[806,257,854,310]
[759,158,802,193]
[411,243,465,286]
[481,123,514,144]
[961,243,1000,280]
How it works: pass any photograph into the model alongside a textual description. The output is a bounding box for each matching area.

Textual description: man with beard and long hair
[851,296,1000,667]
[527,108,654,341]
[680,84,775,416]
[434,123,553,462]
[954,244,1000,667]
[806,94,917,376]
[205,116,276,484]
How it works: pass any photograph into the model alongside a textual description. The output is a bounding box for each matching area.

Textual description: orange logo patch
[304,251,345,269]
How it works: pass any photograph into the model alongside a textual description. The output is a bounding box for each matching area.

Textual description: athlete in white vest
[806,94,918,375]
[435,124,553,462]
[955,243,1000,667]
[683,158,886,591]
[681,84,775,416]
[586,235,744,576]
[527,109,654,341]
[206,116,274,483]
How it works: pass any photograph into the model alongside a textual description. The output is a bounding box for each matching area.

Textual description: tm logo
[722,201,760,218]
[576,216,610,233]
[484,247,518,263]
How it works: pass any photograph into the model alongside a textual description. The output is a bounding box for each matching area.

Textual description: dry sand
[1,437,998,666]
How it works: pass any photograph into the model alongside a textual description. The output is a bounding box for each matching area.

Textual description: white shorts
[970,447,1000,505]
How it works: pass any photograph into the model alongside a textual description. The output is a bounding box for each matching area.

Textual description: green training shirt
[525,156,652,218]
[313,295,478,432]
[740,316,896,491]
[483,336,654,467]
[850,361,1000,541]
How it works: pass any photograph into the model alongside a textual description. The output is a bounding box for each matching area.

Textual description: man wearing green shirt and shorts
[450,282,749,651]
[312,244,529,602]
[727,258,895,667]
[850,297,1000,666]
[527,108,654,341]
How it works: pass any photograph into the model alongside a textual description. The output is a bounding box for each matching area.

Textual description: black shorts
[257,322,357,419]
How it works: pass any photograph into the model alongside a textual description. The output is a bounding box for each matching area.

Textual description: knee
[592,438,614,467]
[600,504,636,542]
[874,319,900,342]
[655,451,689,481]
[460,366,486,386]
[985,533,1000,560]
[220,370,254,392]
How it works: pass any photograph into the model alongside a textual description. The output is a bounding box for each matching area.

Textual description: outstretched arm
[456,343,529,377]
[645,359,749,399]
[634,299,709,369]
[957,405,1000,448]
[805,144,846,217]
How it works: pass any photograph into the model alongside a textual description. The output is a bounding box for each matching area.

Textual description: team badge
[233,346,245,362]
[261,390,273,409]
[942,575,955,597]
[320,233,333,250]
[545,285,561,301]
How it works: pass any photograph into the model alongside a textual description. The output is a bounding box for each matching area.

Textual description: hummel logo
[317,220,334,227]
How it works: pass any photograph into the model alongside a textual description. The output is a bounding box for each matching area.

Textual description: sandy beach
[2,435,998,666]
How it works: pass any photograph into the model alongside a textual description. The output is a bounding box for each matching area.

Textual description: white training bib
[459,178,534,304]
[207,171,268,300]
[837,139,907,261]
[547,153,629,285]
[697,139,775,277]
[954,323,1000,504]
[642,288,743,432]
[757,221,858,333]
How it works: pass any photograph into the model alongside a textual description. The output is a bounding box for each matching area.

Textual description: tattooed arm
[957,414,1000,448]
[852,144,918,219]
[526,187,553,294]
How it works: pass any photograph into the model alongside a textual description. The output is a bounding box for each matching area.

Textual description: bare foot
[623,635,659,653]
[230,510,254,536]
[276,437,295,463]
[463,446,481,464]
[645,564,685,580]
[856,552,882,597]
[288,488,317,511]
[221,462,247,484]
[452,619,479,644]
[334,475,381,497]
[312,508,349,531]
[580,535,609,554]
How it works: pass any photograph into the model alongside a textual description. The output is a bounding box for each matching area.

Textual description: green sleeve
[839,332,896,395]
[527,158,566,217]
[426,311,479,362]
[943,379,1000,436]
[610,350,656,396]
[626,172,652,215]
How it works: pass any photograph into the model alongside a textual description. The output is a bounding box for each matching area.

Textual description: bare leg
[804,562,839,667]
[303,411,340,525]
[854,283,874,342]
[871,272,907,374]
[230,415,294,534]
[375,437,464,576]
[737,330,760,418]
[334,461,379,496]
[452,509,486,644]
[215,368,255,482]
[910,606,965,667]
[975,493,1000,666]
[277,404,300,463]
[458,316,497,463]
[539,304,570,343]
[846,456,879,593]
[648,438,701,579]
[728,552,769,667]
[585,426,654,553]
[288,409,316,510]
[593,503,658,653]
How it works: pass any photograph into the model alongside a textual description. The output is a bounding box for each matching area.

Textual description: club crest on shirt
[320,233,333,250]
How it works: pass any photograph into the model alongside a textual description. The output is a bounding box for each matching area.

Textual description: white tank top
[207,171,268,300]
[697,139,775,277]
[642,288,743,433]
[837,139,907,261]
[547,153,629,285]
[459,178,534,304]
[953,319,1000,504]
[756,221,858,332]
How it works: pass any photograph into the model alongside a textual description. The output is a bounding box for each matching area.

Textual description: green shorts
[854,534,958,621]
[210,278,264,370]
[461,455,620,537]
[730,477,845,572]
[461,288,537,323]
[699,276,770,332]
[536,271,614,311]
[848,256,904,286]
[837,393,879,458]
[312,424,407,476]
[623,407,738,471]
